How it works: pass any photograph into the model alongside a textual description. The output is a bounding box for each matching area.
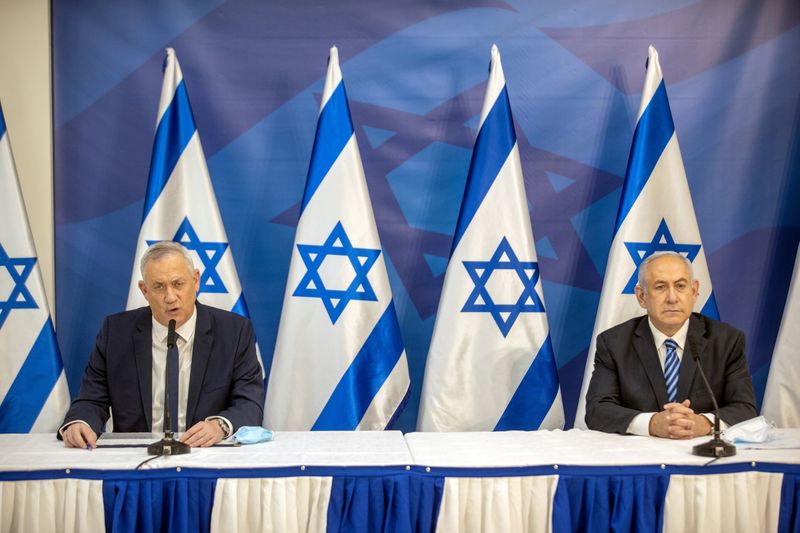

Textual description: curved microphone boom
[689,338,735,458]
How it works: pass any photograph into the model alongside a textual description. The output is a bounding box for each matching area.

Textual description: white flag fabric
[265,47,410,430]
[0,103,70,432]
[761,243,800,427]
[127,49,259,362]
[573,46,719,429]
[417,45,564,432]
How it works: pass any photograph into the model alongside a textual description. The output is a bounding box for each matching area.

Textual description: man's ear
[634,285,647,309]
[138,280,147,298]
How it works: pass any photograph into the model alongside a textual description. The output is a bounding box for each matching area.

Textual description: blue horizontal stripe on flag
[142,80,197,220]
[0,319,63,432]
[230,292,250,318]
[451,87,516,253]
[0,104,6,138]
[313,302,405,430]
[700,291,720,320]
[494,335,559,431]
[614,81,675,234]
[300,82,355,216]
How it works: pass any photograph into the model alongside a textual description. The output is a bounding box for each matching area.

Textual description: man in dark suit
[60,241,264,448]
[585,252,756,438]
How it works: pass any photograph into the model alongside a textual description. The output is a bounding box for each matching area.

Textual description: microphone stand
[148,319,190,456]
[690,340,735,458]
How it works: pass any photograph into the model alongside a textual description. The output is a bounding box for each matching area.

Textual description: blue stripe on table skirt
[552,473,669,533]
[779,472,800,533]
[2,462,794,483]
[553,474,669,533]
[103,478,216,533]
[326,474,445,533]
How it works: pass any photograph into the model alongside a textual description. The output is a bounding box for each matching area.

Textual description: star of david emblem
[147,217,229,294]
[461,237,545,337]
[0,243,38,328]
[293,221,381,324]
[622,218,702,294]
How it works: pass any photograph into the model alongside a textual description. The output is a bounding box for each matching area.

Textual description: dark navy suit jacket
[60,302,264,437]
[585,313,757,434]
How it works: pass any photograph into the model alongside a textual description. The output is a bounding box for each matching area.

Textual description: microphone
[689,338,735,458]
[167,318,177,349]
[147,318,190,456]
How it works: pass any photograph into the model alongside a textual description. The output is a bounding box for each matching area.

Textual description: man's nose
[665,286,679,302]
[164,287,177,302]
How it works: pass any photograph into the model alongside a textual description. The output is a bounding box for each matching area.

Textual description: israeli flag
[265,47,410,430]
[0,102,70,432]
[127,49,258,358]
[417,46,564,432]
[762,243,800,427]
[573,46,719,428]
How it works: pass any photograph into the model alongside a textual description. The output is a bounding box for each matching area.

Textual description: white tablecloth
[0,430,412,472]
[404,428,800,468]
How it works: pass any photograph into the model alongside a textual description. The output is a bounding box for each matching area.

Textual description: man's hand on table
[649,400,713,439]
[62,422,97,449]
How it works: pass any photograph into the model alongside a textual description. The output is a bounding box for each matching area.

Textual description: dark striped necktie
[664,338,680,403]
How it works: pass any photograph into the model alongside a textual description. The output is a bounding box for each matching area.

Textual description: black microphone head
[167,319,177,348]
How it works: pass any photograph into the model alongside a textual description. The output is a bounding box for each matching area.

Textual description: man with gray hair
[59,241,264,448]
[585,251,756,437]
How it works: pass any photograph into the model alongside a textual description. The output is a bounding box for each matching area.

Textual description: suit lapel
[678,314,704,402]
[633,318,670,408]
[187,303,212,425]
[133,310,153,431]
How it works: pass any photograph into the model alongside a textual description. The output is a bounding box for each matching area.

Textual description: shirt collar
[152,306,198,344]
[647,316,689,350]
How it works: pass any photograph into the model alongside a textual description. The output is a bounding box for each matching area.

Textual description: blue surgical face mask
[723,416,773,444]
[231,426,274,445]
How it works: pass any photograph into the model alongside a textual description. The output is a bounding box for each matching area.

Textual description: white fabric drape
[664,471,783,533]
[210,476,332,533]
[0,478,104,533]
[436,475,558,533]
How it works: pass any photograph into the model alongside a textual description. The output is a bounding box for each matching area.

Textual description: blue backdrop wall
[53,0,800,430]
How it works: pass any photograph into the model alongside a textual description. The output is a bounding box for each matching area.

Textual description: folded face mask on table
[230,426,274,445]
[722,416,773,443]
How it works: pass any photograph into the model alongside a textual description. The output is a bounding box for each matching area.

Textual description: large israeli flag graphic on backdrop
[417,46,563,432]
[574,46,719,429]
[127,49,258,355]
[0,103,70,432]
[265,47,410,431]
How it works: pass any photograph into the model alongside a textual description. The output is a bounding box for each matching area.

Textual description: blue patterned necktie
[664,339,680,403]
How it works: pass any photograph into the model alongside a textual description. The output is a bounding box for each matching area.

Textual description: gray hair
[636,251,694,292]
[140,241,195,278]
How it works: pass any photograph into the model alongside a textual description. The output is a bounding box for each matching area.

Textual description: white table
[1,430,798,533]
